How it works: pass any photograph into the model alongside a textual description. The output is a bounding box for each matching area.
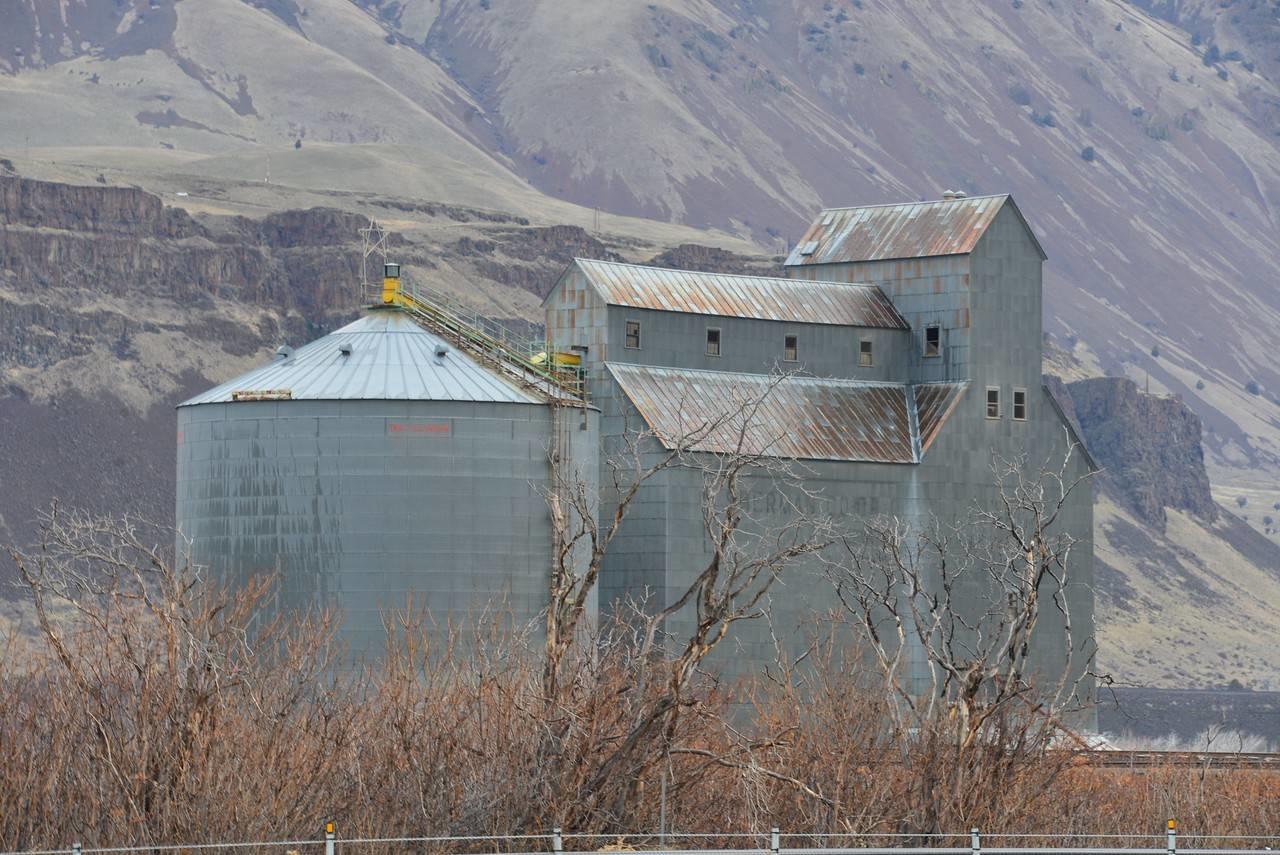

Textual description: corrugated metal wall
[177,398,599,656]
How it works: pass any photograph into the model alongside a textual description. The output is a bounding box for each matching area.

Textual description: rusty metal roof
[608,365,967,464]
[572,258,907,329]
[785,194,1045,267]
[915,382,969,455]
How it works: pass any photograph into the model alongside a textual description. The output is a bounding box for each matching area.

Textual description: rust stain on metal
[573,258,908,329]
[609,363,923,464]
[914,382,968,455]
[785,195,1011,267]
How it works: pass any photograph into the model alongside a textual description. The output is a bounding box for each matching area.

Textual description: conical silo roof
[180,311,544,406]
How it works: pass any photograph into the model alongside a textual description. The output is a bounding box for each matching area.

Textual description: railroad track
[1079,750,1280,769]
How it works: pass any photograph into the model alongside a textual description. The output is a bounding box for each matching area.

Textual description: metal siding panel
[573,258,907,329]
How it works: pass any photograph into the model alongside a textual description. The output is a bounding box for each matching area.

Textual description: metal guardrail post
[71,843,81,855]
[325,822,335,855]
[1167,819,1177,855]
[971,827,981,855]
[770,827,780,855]
[553,827,563,854]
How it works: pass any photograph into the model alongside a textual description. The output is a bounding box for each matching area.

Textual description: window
[986,386,1002,419]
[625,319,641,349]
[783,334,798,362]
[858,338,874,367]
[1013,388,1028,421]
[705,327,721,357]
[924,324,941,358]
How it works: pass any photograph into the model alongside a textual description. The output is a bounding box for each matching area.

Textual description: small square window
[1013,388,1028,421]
[924,325,941,358]
[624,320,641,349]
[706,327,721,357]
[783,334,798,362]
[858,339,874,367]
[986,386,1002,419]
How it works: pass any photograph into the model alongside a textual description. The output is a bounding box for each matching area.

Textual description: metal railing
[12,824,1280,855]
[386,280,586,403]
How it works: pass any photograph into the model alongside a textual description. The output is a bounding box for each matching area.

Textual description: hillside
[2,0,1280,687]
[2,0,1278,498]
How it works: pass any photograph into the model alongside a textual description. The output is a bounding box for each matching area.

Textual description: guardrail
[10,823,1280,855]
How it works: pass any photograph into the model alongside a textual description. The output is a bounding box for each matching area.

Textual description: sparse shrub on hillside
[1132,105,1145,118]
[645,44,670,69]
[1223,49,1243,62]
[1030,110,1057,128]
[1196,379,1206,390]
[1008,83,1033,106]
[1012,0,1023,8]
[1204,44,1221,65]
[294,138,302,149]
[1246,379,1261,395]
[1218,68,1230,80]
[853,62,865,75]
[1178,112,1196,132]
[1273,501,1280,511]
[1192,32,1203,47]
[1078,107,1093,126]
[1114,21,1123,31]
[1237,495,1249,508]
[1146,122,1170,141]
[1169,67,1180,82]
[1264,515,1274,527]
[1151,344,1160,358]
[1081,145,1096,162]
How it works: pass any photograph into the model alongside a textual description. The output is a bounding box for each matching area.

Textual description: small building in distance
[544,193,1094,697]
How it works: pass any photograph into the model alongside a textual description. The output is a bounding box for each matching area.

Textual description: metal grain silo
[176,309,598,658]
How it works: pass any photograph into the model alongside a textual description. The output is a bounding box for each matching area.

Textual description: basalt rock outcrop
[1063,376,1218,530]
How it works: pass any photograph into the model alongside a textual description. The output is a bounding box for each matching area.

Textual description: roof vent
[434,343,450,358]
[798,240,819,256]
[274,344,294,361]
[953,190,967,199]
[941,189,957,201]
[338,343,352,356]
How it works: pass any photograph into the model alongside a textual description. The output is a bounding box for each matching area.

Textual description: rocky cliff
[1063,377,1219,530]
[1055,375,1280,689]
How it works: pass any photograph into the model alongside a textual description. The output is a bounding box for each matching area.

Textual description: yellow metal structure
[373,263,585,403]
[381,262,402,305]
[531,350,582,368]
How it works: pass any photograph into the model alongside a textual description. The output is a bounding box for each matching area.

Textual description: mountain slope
[2,0,1278,494]
[3,0,1280,687]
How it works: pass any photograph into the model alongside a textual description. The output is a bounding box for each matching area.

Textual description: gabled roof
[785,194,1047,267]
[607,363,967,464]
[557,258,908,329]
[181,312,544,407]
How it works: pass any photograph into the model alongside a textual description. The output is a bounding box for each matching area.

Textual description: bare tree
[826,437,1097,832]
[539,372,838,827]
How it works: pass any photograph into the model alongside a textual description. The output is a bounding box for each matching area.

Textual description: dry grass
[1,509,1277,850]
